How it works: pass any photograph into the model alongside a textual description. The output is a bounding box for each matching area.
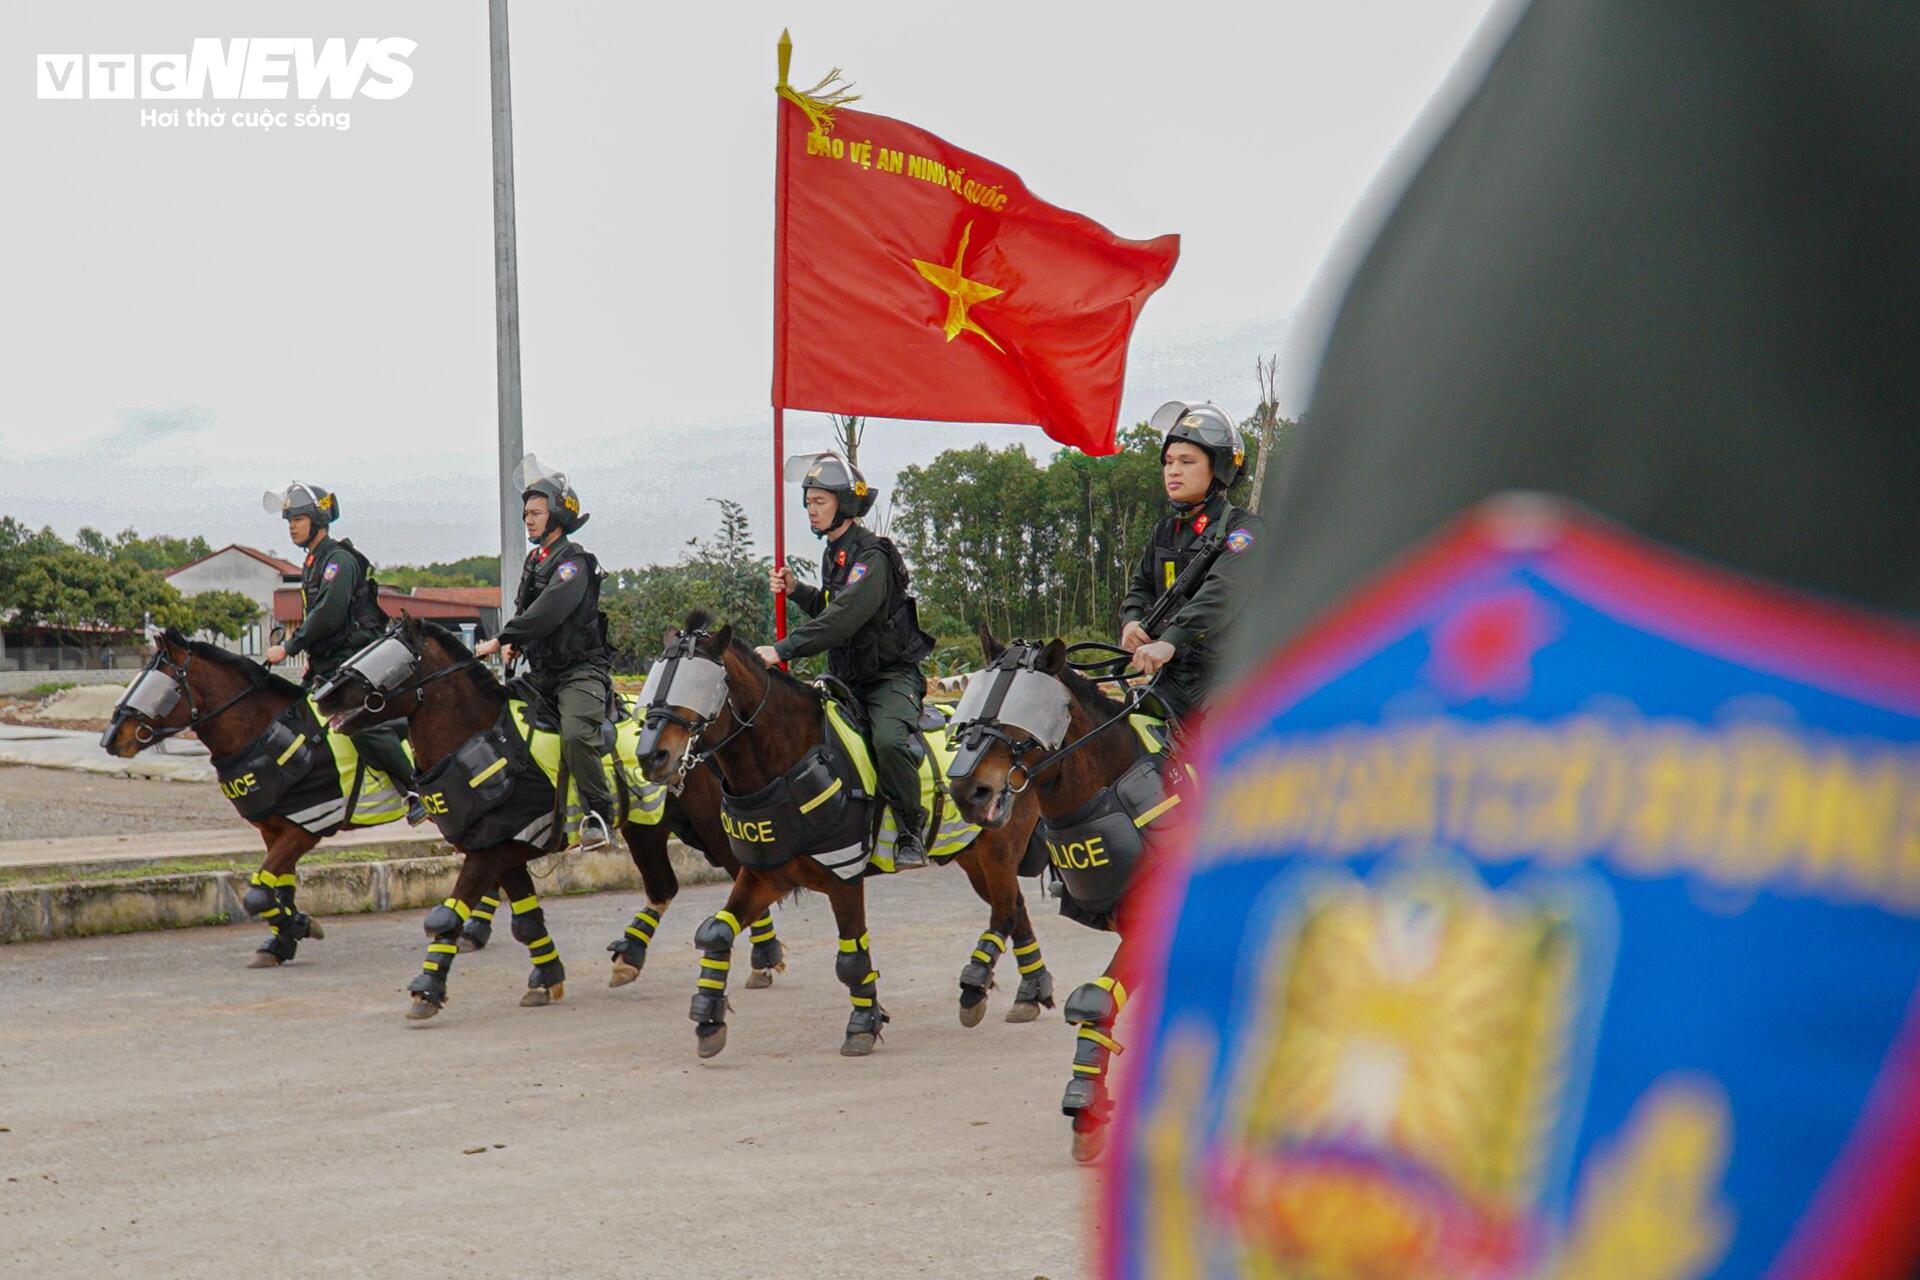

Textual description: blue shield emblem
[1107,498,1920,1280]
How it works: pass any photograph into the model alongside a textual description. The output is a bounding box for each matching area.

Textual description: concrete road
[0,870,1121,1279]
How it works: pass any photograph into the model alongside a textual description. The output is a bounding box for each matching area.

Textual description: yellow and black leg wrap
[1010,936,1056,1010]
[609,905,664,972]
[249,871,311,961]
[837,933,888,1038]
[1061,976,1127,1120]
[959,929,1007,1009]
[410,896,470,1005]
[689,910,740,1032]
[748,912,783,973]
[508,893,564,991]
[462,895,500,950]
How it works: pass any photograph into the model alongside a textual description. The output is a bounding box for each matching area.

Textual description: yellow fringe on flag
[777,66,860,140]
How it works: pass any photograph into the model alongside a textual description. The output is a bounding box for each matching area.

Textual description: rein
[958,642,1156,794]
[680,654,777,787]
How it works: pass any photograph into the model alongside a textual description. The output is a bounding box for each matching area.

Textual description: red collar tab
[836,549,847,567]
[537,545,551,561]
[1192,513,1211,536]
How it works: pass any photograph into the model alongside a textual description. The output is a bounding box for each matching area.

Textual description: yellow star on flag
[912,221,1006,353]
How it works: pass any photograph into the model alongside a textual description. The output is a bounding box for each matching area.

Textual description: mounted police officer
[1119,402,1264,725]
[474,454,615,851]
[261,482,426,825]
[761,453,937,869]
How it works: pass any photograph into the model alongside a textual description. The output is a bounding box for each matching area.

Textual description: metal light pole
[490,0,524,625]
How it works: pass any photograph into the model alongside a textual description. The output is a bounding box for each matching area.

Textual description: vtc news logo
[37,37,416,100]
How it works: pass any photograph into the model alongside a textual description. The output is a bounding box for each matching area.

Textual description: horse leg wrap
[462,895,500,949]
[748,913,783,972]
[510,893,564,989]
[1012,940,1056,1008]
[959,929,1007,994]
[411,897,469,1005]
[242,868,283,918]
[688,910,740,1026]
[609,905,663,970]
[837,933,887,1036]
[1062,976,1128,1118]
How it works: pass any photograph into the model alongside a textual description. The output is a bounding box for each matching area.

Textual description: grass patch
[23,682,77,696]
[0,840,453,888]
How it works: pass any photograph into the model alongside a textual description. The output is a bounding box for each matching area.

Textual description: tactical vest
[820,526,933,686]
[515,539,610,671]
[1145,499,1245,677]
[302,537,388,669]
[1037,752,1186,921]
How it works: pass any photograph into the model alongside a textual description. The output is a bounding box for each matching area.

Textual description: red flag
[773,86,1179,456]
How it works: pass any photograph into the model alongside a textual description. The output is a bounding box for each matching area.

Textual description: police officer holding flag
[1119,401,1264,725]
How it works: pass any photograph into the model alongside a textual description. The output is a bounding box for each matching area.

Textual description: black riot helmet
[1150,401,1246,492]
[784,451,876,534]
[263,482,339,527]
[512,453,588,540]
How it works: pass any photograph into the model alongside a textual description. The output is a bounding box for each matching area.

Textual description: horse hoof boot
[840,1031,880,1057]
[456,934,483,954]
[247,950,284,969]
[744,968,774,990]
[609,960,641,988]
[958,987,989,1028]
[306,919,325,942]
[241,884,276,918]
[520,981,564,1007]
[696,1022,728,1059]
[406,996,442,1022]
[1071,1122,1107,1164]
[1005,1001,1044,1024]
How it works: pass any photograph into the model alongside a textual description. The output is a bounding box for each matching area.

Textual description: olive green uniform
[285,535,416,790]
[1120,492,1263,723]
[498,537,615,813]
[774,526,929,837]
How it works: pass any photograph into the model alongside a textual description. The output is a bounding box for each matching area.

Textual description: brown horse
[102,628,379,966]
[635,613,1050,1060]
[945,633,1181,1162]
[313,615,740,1020]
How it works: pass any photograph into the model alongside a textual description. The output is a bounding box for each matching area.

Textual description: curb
[0,841,727,945]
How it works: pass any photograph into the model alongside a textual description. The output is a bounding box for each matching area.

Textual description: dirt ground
[0,765,244,841]
[0,870,1121,1279]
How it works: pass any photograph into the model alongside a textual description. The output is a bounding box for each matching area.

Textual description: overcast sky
[1,0,1505,571]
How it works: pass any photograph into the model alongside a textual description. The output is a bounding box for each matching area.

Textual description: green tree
[72,527,216,572]
[601,499,796,667]
[186,589,261,640]
[377,554,500,589]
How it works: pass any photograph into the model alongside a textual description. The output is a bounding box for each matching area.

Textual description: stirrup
[578,809,612,851]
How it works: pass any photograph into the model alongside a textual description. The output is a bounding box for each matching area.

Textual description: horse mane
[1059,663,1131,720]
[683,610,819,704]
[406,617,504,695]
[161,627,304,698]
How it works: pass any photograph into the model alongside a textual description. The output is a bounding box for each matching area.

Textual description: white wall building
[165,544,302,660]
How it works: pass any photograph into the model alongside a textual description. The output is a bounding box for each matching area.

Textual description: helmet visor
[641,654,729,722]
[951,667,1071,749]
[512,452,571,495]
[117,667,182,720]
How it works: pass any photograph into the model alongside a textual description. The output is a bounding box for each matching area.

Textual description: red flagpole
[771,30,793,643]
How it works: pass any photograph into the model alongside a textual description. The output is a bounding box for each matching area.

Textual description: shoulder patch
[847,562,869,585]
[556,561,579,582]
[321,561,340,582]
[1226,527,1256,555]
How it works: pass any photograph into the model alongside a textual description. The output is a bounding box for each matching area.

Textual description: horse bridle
[108,646,264,747]
[949,641,1155,794]
[639,630,775,791]
[318,624,480,721]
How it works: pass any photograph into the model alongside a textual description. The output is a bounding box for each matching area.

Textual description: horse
[101,627,398,966]
[311,614,757,1020]
[944,633,1188,1163]
[634,612,1052,1061]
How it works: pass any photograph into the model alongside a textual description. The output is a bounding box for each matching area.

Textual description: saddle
[505,674,630,752]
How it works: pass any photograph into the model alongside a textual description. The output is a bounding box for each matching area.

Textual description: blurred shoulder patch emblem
[1225,528,1254,555]
[556,562,578,582]
[321,562,339,582]
[1106,495,1920,1280]
[848,562,869,585]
